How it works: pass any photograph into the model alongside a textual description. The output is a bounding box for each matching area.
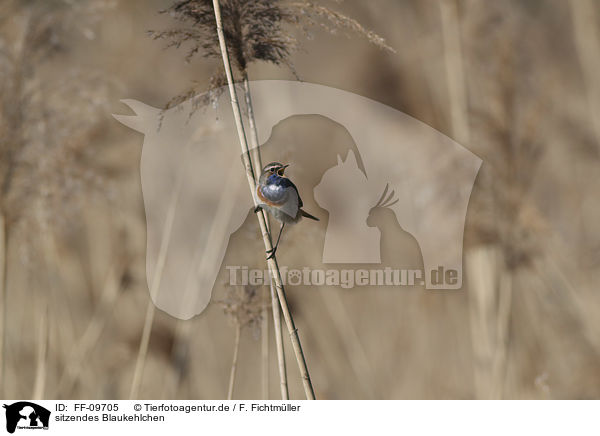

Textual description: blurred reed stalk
[464,11,545,397]
[439,12,513,395]
[219,286,263,399]
[318,289,376,398]
[56,261,124,397]
[132,124,245,399]
[439,0,470,145]
[212,0,315,399]
[570,0,600,154]
[130,289,156,399]
[227,322,241,399]
[466,246,512,399]
[162,155,243,398]
[441,0,509,398]
[129,142,192,400]
[33,230,60,400]
[32,300,49,400]
[0,212,7,396]
[0,0,115,399]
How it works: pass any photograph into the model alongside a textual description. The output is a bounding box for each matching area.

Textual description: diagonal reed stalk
[212,0,315,399]
[242,73,289,399]
[242,74,272,399]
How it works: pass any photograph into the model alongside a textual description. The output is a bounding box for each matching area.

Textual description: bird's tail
[300,209,319,221]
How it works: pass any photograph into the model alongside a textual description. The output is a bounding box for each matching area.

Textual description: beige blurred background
[1,0,599,400]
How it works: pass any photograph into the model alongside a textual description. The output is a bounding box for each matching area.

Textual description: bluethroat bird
[254,162,319,259]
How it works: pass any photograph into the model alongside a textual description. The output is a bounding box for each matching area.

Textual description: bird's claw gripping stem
[266,247,277,260]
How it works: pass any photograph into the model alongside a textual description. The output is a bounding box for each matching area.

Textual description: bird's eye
[270,168,275,173]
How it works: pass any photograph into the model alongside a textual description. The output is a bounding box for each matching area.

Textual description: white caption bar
[0,400,596,436]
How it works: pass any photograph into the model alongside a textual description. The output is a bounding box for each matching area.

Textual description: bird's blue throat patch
[266,174,294,188]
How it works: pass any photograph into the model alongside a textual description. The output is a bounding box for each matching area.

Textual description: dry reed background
[1,0,600,399]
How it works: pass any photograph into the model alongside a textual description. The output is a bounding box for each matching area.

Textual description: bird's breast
[258,183,287,204]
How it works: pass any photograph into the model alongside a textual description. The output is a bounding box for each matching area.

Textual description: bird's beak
[278,164,290,176]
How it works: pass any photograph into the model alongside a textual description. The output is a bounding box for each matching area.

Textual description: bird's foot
[266,247,277,260]
[254,205,262,214]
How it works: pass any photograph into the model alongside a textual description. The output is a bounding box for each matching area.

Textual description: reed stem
[242,73,289,400]
[260,287,270,399]
[32,302,49,400]
[271,288,289,399]
[212,0,315,399]
[227,323,241,400]
[440,0,470,145]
